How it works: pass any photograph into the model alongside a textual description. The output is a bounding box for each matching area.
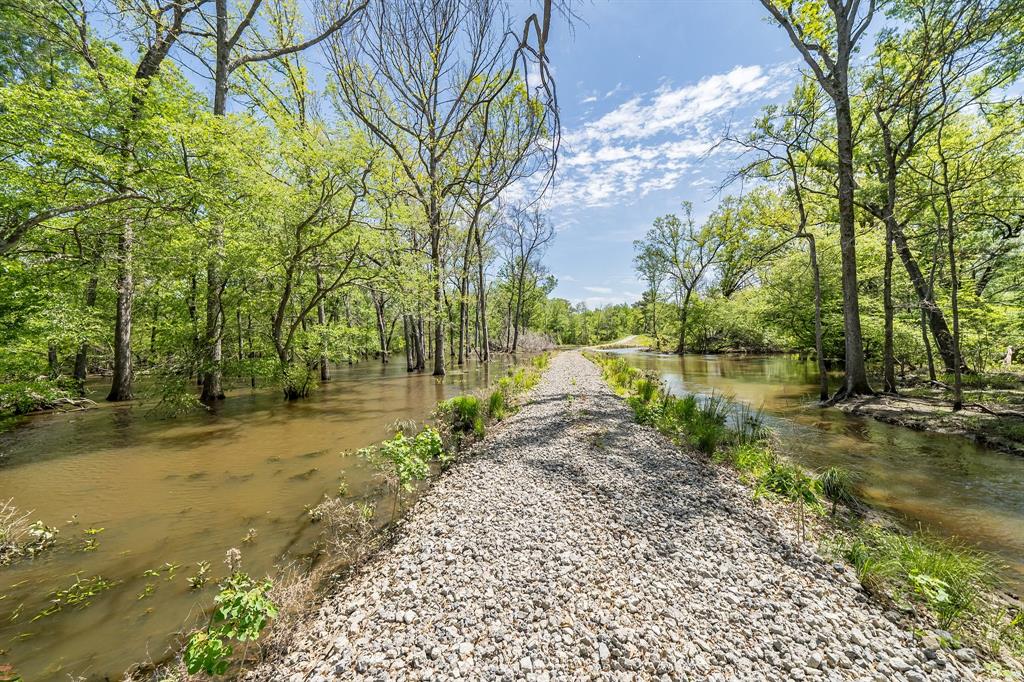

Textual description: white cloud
[604,82,624,98]
[567,65,784,147]
[580,95,598,104]
[551,64,790,210]
[584,285,612,294]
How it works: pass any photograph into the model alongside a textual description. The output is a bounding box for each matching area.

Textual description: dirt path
[258,351,979,681]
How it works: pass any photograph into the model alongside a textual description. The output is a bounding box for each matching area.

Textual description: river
[0,356,519,681]
[606,349,1024,593]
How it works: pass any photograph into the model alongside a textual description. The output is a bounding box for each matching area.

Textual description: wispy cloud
[580,95,598,104]
[552,64,790,210]
[583,285,612,294]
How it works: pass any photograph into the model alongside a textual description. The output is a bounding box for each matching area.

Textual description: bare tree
[328,0,537,376]
[499,204,554,351]
[182,0,366,400]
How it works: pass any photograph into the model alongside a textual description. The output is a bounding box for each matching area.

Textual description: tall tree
[760,0,877,397]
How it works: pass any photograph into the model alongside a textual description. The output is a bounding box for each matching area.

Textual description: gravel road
[258,350,983,681]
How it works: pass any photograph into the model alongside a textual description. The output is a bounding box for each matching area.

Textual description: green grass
[838,526,998,629]
[440,395,485,438]
[487,389,507,421]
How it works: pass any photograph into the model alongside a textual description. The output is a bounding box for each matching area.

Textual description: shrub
[184,568,278,675]
[0,380,75,418]
[755,461,818,505]
[532,352,551,370]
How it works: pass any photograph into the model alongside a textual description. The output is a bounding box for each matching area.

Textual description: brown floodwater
[0,356,520,681]
[608,350,1024,593]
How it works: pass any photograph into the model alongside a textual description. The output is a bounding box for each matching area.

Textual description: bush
[755,460,818,505]
[0,380,75,417]
[531,352,552,370]
[184,568,278,675]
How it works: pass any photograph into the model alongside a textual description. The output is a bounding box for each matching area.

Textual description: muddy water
[610,351,1024,592]
[0,357,519,681]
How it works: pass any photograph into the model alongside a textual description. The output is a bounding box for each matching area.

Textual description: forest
[627,0,1024,407]
[0,0,569,415]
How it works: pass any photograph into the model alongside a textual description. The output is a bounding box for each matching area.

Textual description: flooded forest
[1,0,1023,679]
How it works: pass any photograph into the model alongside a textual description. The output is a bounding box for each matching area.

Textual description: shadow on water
[0,355,521,681]
[606,349,1024,593]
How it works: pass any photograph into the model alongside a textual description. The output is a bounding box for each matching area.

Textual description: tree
[638,202,724,355]
[759,0,877,397]
[632,243,667,350]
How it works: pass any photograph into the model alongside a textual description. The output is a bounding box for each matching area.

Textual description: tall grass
[839,526,998,628]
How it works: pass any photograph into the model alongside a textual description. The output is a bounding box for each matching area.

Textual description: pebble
[248,352,976,682]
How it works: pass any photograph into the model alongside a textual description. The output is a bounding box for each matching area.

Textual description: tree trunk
[889,220,957,372]
[882,220,896,393]
[317,271,331,379]
[800,233,829,402]
[107,221,135,401]
[474,224,490,361]
[201,0,230,402]
[834,93,871,396]
[74,274,98,382]
[675,288,692,355]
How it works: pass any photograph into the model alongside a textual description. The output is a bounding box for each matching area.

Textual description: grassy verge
[585,351,1024,669]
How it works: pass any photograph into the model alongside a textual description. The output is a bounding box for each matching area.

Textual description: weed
[33,574,118,620]
[838,526,997,628]
[188,561,212,590]
[184,569,277,675]
[0,500,57,565]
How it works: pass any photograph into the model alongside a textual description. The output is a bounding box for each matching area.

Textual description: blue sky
[540,1,798,308]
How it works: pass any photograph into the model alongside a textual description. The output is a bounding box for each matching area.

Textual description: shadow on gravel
[505,373,823,585]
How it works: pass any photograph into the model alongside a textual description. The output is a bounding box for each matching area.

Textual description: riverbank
[837,393,1024,458]
[255,350,983,681]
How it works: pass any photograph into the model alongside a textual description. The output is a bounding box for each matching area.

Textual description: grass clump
[487,389,507,421]
[531,351,552,371]
[838,525,998,629]
[818,466,860,516]
[440,395,486,438]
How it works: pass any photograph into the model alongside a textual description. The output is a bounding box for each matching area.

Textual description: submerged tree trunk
[474,224,490,361]
[108,222,135,401]
[74,274,98,383]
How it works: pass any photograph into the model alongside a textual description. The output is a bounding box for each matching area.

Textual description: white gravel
[257,351,983,681]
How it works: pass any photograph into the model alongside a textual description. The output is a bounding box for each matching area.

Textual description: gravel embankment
[259,351,982,681]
